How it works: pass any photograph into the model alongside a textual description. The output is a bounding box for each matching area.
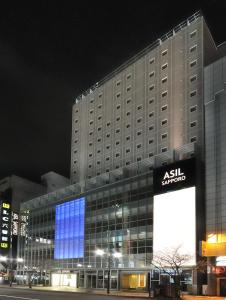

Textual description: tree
[151,246,194,298]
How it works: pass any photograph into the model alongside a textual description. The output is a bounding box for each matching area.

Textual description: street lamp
[95,248,122,294]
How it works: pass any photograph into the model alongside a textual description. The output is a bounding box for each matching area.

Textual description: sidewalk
[0,284,151,298]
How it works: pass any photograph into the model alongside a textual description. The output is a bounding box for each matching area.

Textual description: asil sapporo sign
[153,158,196,195]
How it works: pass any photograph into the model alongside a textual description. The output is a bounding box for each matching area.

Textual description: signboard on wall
[0,201,11,253]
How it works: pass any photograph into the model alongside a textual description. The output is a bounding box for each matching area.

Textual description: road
[0,287,146,300]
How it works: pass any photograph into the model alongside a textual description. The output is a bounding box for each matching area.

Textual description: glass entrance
[86,274,97,288]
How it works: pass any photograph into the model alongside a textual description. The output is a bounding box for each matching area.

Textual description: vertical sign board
[0,200,11,255]
[153,158,196,266]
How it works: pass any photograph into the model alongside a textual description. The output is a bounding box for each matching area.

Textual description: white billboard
[153,186,196,266]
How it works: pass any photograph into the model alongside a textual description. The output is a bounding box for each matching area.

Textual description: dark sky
[0,1,225,183]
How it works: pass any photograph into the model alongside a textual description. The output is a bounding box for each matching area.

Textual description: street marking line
[0,295,40,300]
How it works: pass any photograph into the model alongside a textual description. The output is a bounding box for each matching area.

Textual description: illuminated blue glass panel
[54,197,85,259]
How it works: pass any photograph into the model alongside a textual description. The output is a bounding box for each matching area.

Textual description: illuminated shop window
[54,197,85,259]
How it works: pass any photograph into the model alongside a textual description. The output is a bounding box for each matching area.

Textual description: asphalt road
[0,287,145,300]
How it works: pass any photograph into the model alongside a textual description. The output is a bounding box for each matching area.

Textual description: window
[74,150,77,154]
[115,141,120,146]
[90,99,94,103]
[149,112,154,118]
[126,124,131,128]
[98,93,103,98]
[126,136,131,141]
[190,45,197,53]
[75,119,78,123]
[98,104,102,109]
[126,161,130,165]
[97,149,101,153]
[126,148,131,153]
[137,105,142,110]
[161,105,167,111]
[97,138,101,142]
[88,153,92,157]
[190,136,197,142]
[106,133,110,138]
[89,142,92,146]
[97,127,101,131]
[149,153,153,157]
[149,98,154,104]
[126,86,132,92]
[161,63,168,70]
[149,139,154,144]
[74,140,78,144]
[190,60,197,68]
[116,165,119,169]
[162,49,168,56]
[115,153,120,157]
[149,58,155,64]
[190,75,197,82]
[115,129,120,133]
[74,129,78,134]
[89,131,93,136]
[97,172,100,175]
[116,116,120,121]
[190,30,197,38]
[106,122,111,127]
[116,105,120,110]
[162,91,168,98]
[137,157,142,161]
[137,131,142,136]
[106,169,110,172]
[149,125,154,131]
[137,144,142,149]
[190,121,197,128]
[97,116,102,120]
[190,90,197,97]
[127,74,132,80]
[116,93,121,98]
[88,165,92,169]
[75,109,79,113]
[137,118,142,123]
[190,105,197,112]
[149,85,154,91]
[149,71,155,78]
[106,157,110,161]
[162,133,167,139]
[90,109,94,114]
[106,145,110,149]
[89,120,93,125]
[161,147,167,153]
[74,160,77,164]
[126,111,131,116]
[126,98,132,104]
[97,161,101,165]
[162,119,167,126]
[162,77,167,84]
[116,80,121,86]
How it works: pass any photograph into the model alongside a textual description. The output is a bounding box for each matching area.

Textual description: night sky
[0,1,225,183]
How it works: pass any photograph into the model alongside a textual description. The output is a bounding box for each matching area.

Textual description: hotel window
[106,122,111,127]
[88,153,92,157]
[97,161,101,165]
[98,104,102,109]
[137,144,142,149]
[116,129,120,133]
[116,93,121,98]
[126,111,131,116]
[162,49,168,56]
[116,116,120,121]
[126,98,132,104]
[116,105,121,110]
[97,138,101,142]
[149,71,155,78]
[116,80,121,86]
[190,121,197,128]
[161,63,168,70]
[190,30,197,38]
[162,91,168,98]
[98,93,103,98]
[127,74,132,80]
[161,147,167,153]
[97,116,102,120]
[162,77,167,84]
[137,118,142,123]
[161,105,167,111]
[190,60,197,68]
[149,85,154,91]
[126,136,131,141]
[190,45,197,53]
[190,105,197,112]
[97,149,101,153]
[115,141,120,146]
[115,153,120,158]
[161,119,167,126]
[190,75,197,82]
[190,90,197,97]
[106,133,110,138]
[149,98,154,104]
[97,127,101,131]
[127,86,132,92]
[90,109,94,114]
[162,133,167,139]
[106,145,110,149]
[126,148,131,153]
[190,136,197,142]
[149,58,155,64]
[106,157,110,161]
[137,131,142,136]
[149,139,154,144]
[126,124,131,128]
[89,120,94,125]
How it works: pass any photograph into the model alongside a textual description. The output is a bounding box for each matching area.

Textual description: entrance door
[86,274,97,288]
[220,279,226,296]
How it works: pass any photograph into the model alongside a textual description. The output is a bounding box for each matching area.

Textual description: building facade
[17,12,226,295]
